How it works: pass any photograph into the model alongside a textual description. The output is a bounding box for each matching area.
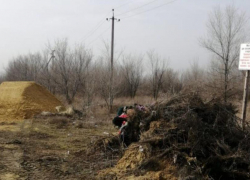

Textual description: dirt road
[0,117,116,180]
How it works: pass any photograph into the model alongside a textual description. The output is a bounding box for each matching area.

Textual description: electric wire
[81,11,111,42]
[82,0,175,46]
[117,0,161,16]
[115,0,139,10]
[81,0,138,44]
[82,20,106,42]
[88,26,111,45]
[120,0,178,19]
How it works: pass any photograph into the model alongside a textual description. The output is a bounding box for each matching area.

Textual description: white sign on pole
[239,43,250,70]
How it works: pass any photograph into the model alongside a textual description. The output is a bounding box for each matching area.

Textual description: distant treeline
[1,5,248,106]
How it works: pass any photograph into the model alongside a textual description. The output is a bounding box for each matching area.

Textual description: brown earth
[0,81,63,120]
[0,115,117,180]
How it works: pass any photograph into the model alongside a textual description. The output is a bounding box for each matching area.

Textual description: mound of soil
[98,93,250,180]
[0,81,63,120]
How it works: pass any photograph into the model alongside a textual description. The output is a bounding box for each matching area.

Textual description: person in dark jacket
[113,116,127,127]
[113,106,133,127]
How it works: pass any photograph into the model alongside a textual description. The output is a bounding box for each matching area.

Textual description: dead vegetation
[97,93,250,180]
[1,93,250,180]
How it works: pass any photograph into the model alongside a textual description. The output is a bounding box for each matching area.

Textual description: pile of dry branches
[92,93,250,179]
[139,93,250,179]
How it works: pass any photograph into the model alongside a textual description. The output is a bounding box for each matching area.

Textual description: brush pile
[97,93,250,180]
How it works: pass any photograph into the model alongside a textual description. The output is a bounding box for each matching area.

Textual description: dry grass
[47,116,70,129]
[0,112,117,179]
[70,95,158,118]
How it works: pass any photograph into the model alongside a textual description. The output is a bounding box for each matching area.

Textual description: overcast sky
[0,0,249,73]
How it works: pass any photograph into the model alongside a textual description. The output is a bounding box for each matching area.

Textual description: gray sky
[0,0,249,73]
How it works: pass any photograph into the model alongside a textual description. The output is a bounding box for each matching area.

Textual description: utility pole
[242,70,249,131]
[47,50,55,69]
[45,50,55,93]
[239,43,250,131]
[107,9,120,112]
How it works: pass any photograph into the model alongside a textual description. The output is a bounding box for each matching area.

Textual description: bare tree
[76,47,93,107]
[95,42,111,108]
[121,54,143,98]
[181,60,205,93]
[147,50,167,100]
[38,49,56,94]
[96,41,123,111]
[200,5,248,102]
[83,61,99,107]
[0,73,5,83]
[95,58,110,107]
[49,39,92,104]
[5,53,43,81]
[162,68,182,95]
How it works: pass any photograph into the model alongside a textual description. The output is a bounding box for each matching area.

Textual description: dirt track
[0,117,115,180]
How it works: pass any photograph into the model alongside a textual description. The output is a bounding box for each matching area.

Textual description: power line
[88,27,111,45]
[81,11,111,42]
[117,0,161,16]
[115,0,139,10]
[121,0,178,19]
[82,0,138,43]
[82,20,106,42]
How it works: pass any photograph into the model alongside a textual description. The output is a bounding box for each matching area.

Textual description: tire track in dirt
[0,120,32,180]
[0,141,26,180]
